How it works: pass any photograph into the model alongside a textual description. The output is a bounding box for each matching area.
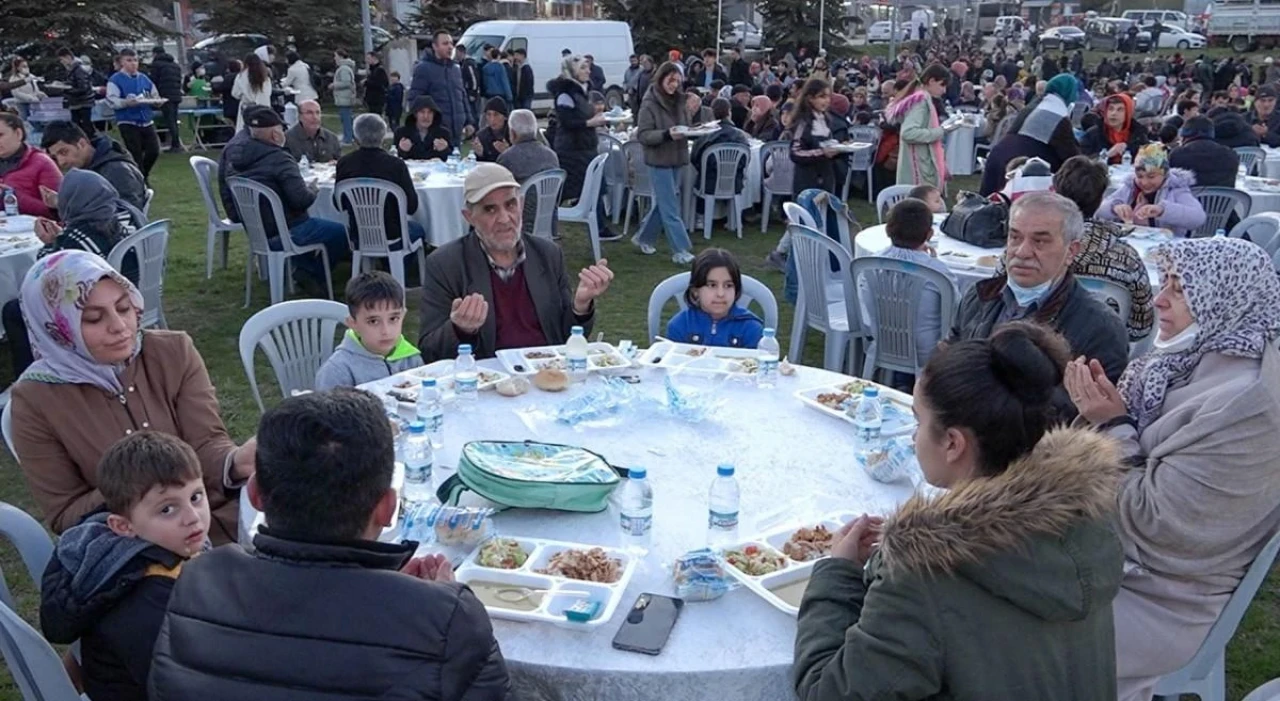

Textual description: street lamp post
[716,0,724,58]
[819,0,825,53]
[360,0,374,54]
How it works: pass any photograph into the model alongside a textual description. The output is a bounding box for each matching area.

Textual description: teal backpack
[436,440,623,512]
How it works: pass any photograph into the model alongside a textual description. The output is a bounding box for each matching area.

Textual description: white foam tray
[794,378,916,436]
[720,512,857,617]
[495,342,630,376]
[636,340,761,376]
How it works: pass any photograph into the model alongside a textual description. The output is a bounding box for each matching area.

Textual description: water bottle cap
[716,463,735,476]
[421,378,437,388]
[629,466,647,479]
[763,327,776,337]
[407,421,426,433]
[571,325,584,335]
[862,386,880,396]
[458,344,472,354]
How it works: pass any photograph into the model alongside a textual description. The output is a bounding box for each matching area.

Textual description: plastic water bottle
[565,325,589,381]
[449,147,461,174]
[1121,151,1132,167]
[707,464,740,546]
[463,150,477,172]
[2,188,16,217]
[1099,150,1109,163]
[400,421,434,522]
[454,343,478,402]
[619,466,653,550]
[416,378,444,449]
[756,328,780,389]
[852,387,884,460]
[298,154,311,174]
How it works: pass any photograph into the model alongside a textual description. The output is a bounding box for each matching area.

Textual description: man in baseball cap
[1248,84,1280,147]
[417,163,614,362]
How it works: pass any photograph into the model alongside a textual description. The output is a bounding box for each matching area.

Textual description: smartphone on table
[611,593,683,656]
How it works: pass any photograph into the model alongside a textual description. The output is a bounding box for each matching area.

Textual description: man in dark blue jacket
[148,47,185,152]
[408,31,475,144]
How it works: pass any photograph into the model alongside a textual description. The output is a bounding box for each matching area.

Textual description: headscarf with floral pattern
[17,250,143,393]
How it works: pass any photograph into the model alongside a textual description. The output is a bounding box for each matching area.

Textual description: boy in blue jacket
[666,248,764,348]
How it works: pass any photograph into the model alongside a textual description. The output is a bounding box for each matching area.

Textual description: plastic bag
[403,503,496,548]
[673,548,739,602]
[555,377,639,426]
[859,436,916,484]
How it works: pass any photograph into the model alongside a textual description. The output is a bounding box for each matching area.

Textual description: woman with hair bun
[794,322,1125,700]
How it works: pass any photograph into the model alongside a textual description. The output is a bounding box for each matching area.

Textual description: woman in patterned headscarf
[10,251,253,543]
[1065,237,1280,701]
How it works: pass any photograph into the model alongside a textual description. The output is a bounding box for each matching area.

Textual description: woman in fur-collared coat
[793,322,1125,701]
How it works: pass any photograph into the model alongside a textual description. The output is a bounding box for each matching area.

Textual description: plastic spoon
[493,587,591,604]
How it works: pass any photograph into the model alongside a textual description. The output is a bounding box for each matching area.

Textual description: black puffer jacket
[149,52,183,101]
[1170,138,1240,188]
[549,76,598,202]
[148,528,512,701]
[63,59,98,110]
[218,129,317,231]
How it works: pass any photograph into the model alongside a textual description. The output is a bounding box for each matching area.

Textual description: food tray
[0,216,36,234]
[794,379,917,436]
[636,340,761,375]
[455,537,637,629]
[938,249,999,272]
[1243,176,1280,193]
[372,359,510,404]
[720,512,857,616]
[496,342,631,375]
[820,140,874,153]
[673,123,719,137]
[1121,225,1172,240]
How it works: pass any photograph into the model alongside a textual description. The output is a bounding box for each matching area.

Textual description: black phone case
[611,593,683,655]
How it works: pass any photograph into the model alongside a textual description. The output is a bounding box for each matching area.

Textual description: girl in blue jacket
[666,248,765,348]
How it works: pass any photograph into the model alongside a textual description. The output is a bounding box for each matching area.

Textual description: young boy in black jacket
[40,432,212,701]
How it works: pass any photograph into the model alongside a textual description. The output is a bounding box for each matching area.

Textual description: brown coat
[11,330,240,543]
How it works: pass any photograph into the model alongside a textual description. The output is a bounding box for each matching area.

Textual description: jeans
[285,217,349,281]
[160,101,182,148]
[635,165,692,253]
[117,123,160,179]
[338,106,354,143]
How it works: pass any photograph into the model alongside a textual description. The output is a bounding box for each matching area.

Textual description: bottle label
[568,356,588,373]
[709,509,739,530]
[422,410,444,433]
[856,425,881,443]
[456,376,478,393]
[621,514,652,536]
[405,460,432,483]
[760,359,779,376]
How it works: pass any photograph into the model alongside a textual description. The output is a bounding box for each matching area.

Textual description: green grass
[0,117,1275,698]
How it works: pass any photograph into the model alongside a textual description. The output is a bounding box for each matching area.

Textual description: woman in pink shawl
[884,63,959,188]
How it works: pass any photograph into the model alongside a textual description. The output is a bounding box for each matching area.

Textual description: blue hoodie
[666,304,764,348]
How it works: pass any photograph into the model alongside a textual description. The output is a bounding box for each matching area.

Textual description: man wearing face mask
[950,191,1129,418]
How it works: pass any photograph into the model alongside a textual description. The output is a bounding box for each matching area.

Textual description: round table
[240,359,924,701]
[310,160,469,248]
[0,216,46,304]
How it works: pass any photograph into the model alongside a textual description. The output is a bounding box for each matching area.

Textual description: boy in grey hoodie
[315,271,424,390]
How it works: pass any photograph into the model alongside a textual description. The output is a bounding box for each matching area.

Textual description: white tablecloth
[943,115,985,177]
[1107,168,1280,218]
[311,161,468,248]
[1260,147,1280,179]
[0,216,45,303]
[240,359,925,701]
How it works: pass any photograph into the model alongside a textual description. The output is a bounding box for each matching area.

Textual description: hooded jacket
[62,59,98,110]
[407,52,474,143]
[314,330,424,391]
[40,512,187,701]
[1099,167,1207,236]
[148,52,183,101]
[793,429,1125,701]
[217,129,317,232]
[395,96,454,161]
[1211,109,1260,149]
[549,76,599,202]
[1169,137,1239,189]
[331,57,357,107]
[666,304,764,349]
[87,134,147,211]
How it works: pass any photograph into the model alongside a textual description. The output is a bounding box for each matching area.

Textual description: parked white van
[457,20,635,112]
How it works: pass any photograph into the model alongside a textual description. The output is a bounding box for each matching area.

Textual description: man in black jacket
[148,47,184,152]
[1170,116,1240,188]
[57,48,99,137]
[510,48,535,110]
[336,113,425,246]
[41,121,148,212]
[364,51,389,117]
[728,47,751,87]
[149,388,512,701]
[1246,84,1280,147]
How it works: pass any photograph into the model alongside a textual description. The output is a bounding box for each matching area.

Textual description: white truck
[1205,0,1280,52]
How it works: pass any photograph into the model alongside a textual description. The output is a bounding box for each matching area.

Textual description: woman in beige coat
[1067,237,1280,701]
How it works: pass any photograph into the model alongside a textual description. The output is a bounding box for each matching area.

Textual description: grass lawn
[0,123,1275,698]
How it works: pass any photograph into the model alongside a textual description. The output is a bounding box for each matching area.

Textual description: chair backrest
[227,176,296,255]
[1235,146,1265,176]
[189,155,227,224]
[108,219,170,329]
[1079,275,1133,325]
[699,142,751,197]
[141,187,155,219]
[876,184,914,224]
[239,299,349,412]
[622,141,652,196]
[789,223,858,333]
[783,201,818,229]
[574,153,610,215]
[597,133,626,186]
[0,599,82,701]
[0,503,54,612]
[333,178,409,254]
[849,125,882,145]
[760,140,791,194]
[848,129,881,170]
[1,402,14,463]
[851,256,957,373]
[1190,186,1252,238]
[519,169,567,241]
[646,272,780,342]
[1228,213,1280,257]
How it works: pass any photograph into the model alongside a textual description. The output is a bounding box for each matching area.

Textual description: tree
[191,0,366,64]
[599,0,720,57]
[406,0,492,38]
[756,0,842,56]
[0,0,171,52]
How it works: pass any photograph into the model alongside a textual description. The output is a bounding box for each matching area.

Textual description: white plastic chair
[787,223,866,373]
[1,402,15,462]
[875,184,914,224]
[1190,187,1252,239]
[0,600,82,701]
[759,140,792,232]
[189,156,243,279]
[621,142,652,237]
[227,176,335,306]
[239,299,348,412]
[646,272,779,342]
[1243,679,1280,701]
[694,142,751,240]
[558,153,610,261]
[841,126,881,204]
[1228,214,1280,258]
[1235,146,1266,176]
[1078,276,1132,325]
[518,169,566,241]
[333,178,427,289]
[851,256,957,379]
[141,187,155,220]
[783,201,818,229]
[1152,529,1280,701]
[0,502,54,611]
[598,133,627,224]
[107,219,170,330]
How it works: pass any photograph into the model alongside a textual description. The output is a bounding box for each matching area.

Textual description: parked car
[1038,26,1086,49]
[866,20,910,43]
[994,16,1025,39]
[724,20,763,49]
[1156,25,1207,49]
[1083,18,1152,53]
[1122,9,1190,30]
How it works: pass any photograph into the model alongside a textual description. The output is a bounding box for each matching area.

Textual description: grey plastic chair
[0,599,82,701]
[239,299,348,412]
[2,402,15,462]
[141,188,155,220]
[598,133,627,224]
[1190,187,1252,239]
[333,178,427,289]
[558,153,609,261]
[977,113,1015,162]
[851,256,957,379]
[694,142,751,240]
[1235,146,1266,176]
[1078,276,1133,325]
[621,142,652,237]
[841,126,881,204]
[107,219,170,330]
[227,176,335,306]
[0,502,54,612]
[646,272,779,342]
[1152,529,1280,701]
[787,223,867,373]
[1242,678,1280,701]
[759,140,792,232]
[875,184,914,224]
[518,169,567,241]
[189,156,243,279]
[1228,214,1280,258]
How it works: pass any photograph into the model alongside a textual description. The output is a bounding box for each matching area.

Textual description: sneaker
[764,250,788,272]
[637,243,656,255]
[598,229,624,242]
[672,250,696,265]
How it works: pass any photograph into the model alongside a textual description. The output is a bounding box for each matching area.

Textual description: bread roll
[533,368,569,392]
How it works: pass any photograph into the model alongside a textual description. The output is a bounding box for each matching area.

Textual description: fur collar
[878,428,1122,577]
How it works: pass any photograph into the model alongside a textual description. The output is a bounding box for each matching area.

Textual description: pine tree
[191,0,367,61]
[0,0,171,51]
[756,0,842,55]
[406,0,493,38]
[599,0,720,57]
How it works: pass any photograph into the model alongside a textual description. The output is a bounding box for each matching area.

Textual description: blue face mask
[1006,276,1055,308]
